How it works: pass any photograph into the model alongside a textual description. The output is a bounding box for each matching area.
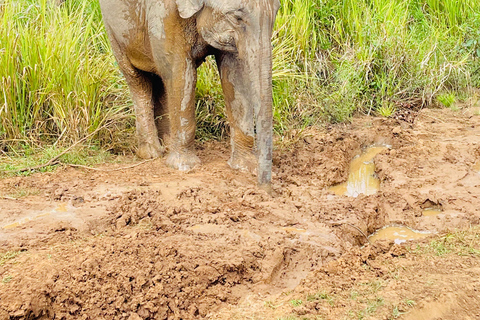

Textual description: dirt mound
[1,106,480,319]
[0,227,254,319]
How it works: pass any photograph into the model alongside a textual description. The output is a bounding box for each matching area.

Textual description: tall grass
[272,0,480,125]
[0,0,130,150]
[1,0,479,151]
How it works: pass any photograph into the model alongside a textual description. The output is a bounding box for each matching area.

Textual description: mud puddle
[329,145,388,197]
[422,208,443,217]
[369,226,432,244]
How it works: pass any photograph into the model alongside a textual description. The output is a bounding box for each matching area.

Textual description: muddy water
[422,208,442,217]
[330,146,387,197]
[369,226,431,244]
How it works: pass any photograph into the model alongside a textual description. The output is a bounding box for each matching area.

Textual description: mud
[329,145,387,197]
[368,226,431,244]
[1,107,480,319]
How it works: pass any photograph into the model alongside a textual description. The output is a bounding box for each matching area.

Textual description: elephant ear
[176,0,204,19]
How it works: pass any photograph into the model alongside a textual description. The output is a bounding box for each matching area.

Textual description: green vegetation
[436,92,457,109]
[0,143,113,177]
[0,0,131,155]
[289,299,303,307]
[0,250,22,265]
[413,229,480,256]
[306,292,335,305]
[1,0,480,155]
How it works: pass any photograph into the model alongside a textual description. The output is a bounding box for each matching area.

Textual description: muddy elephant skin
[99,0,280,189]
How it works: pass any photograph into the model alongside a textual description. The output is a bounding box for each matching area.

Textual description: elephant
[99,0,280,190]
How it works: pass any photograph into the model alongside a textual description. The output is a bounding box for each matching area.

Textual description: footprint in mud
[329,145,388,197]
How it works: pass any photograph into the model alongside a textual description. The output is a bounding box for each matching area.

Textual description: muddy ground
[1,106,480,319]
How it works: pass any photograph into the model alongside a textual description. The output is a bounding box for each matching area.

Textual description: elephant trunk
[254,41,273,192]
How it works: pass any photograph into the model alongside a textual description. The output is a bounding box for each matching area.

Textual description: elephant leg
[152,74,170,145]
[124,69,164,159]
[216,54,256,173]
[164,58,200,171]
[107,32,163,159]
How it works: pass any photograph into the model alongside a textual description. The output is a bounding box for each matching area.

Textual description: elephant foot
[137,142,164,159]
[166,150,200,171]
[228,152,257,174]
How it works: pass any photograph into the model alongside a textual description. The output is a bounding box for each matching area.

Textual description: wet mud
[329,145,387,197]
[1,107,480,319]
[368,226,431,244]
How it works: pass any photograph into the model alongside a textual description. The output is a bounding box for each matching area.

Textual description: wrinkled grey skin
[99,0,279,189]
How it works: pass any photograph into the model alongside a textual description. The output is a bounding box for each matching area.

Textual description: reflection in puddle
[329,146,388,197]
[369,226,431,244]
[2,204,72,230]
[422,208,442,217]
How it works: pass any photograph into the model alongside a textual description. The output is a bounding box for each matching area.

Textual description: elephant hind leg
[124,68,165,159]
[151,74,170,145]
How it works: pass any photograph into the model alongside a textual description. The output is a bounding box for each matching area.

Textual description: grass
[437,92,457,109]
[1,0,480,155]
[0,250,23,265]
[0,0,131,151]
[0,144,115,177]
[306,292,334,306]
[413,229,480,256]
[289,299,303,307]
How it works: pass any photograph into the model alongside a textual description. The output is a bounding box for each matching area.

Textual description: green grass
[437,92,457,109]
[414,229,480,256]
[0,250,22,265]
[0,0,131,149]
[289,299,303,307]
[1,0,480,153]
[306,292,335,306]
[0,143,115,177]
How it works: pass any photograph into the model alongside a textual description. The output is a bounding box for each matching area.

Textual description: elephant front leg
[164,58,200,171]
[216,54,257,173]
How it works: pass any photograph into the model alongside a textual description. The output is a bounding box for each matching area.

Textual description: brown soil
[1,106,480,320]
